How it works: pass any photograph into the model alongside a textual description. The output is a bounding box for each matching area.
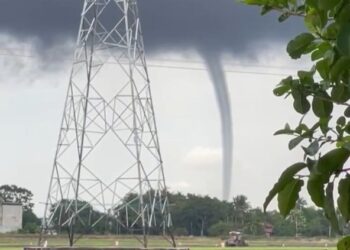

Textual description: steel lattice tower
[40,0,174,247]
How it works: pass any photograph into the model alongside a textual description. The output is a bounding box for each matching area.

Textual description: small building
[263,223,273,238]
[0,199,23,233]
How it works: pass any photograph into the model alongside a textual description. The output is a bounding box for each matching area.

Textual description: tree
[22,209,41,232]
[0,185,34,211]
[268,210,295,236]
[0,184,41,233]
[232,195,250,229]
[288,206,306,237]
[49,199,108,235]
[302,207,329,236]
[243,207,265,236]
[286,198,307,237]
[242,0,350,248]
[168,192,231,236]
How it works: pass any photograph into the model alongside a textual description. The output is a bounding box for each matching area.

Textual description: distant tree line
[168,193,334,237]
[0,184,346,237]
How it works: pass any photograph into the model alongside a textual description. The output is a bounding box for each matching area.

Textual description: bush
[173,227,188,236]
[208,221,232,237]
[23,210,41,226]
[19,223,39,234]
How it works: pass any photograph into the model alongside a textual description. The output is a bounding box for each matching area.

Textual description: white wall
[0,204,22,233]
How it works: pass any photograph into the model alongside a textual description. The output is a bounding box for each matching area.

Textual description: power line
[0,51,296,77]
[0,53,33,58]
[145,63,293,77]
[0,49,301,71]
[149,57,302,71]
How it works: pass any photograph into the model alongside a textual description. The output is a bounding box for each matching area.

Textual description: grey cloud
[0,0,304,56]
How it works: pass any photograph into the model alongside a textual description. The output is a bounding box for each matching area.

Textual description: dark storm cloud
[0,0,303,55]
[0,0,304,200]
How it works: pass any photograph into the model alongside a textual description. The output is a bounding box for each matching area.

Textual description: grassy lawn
[0,235,339,250]
[193,248,336,250]
[0,247,338,250]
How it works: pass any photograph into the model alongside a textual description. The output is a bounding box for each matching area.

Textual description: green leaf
[261,5,273,15]
[337,236,350,250]
[312,92,333,118]
[337,125,343,136]
[338,176,350,222]
[336,4,350,25]
[323,22,339,39]
[337,23,350,56]
[338,116,347,127]
[307,157,316,171]
[273,76,292,96]
[298,70,314,85]
[242,0,267,5]
[332,84,350,103]
[305,9,327,32]
[320,116,331,134]
[311,42,332,61]
[304,41,318,54]
[278,12,290,22]
[302,140,319,156]
[263,162,307,212]
[295,123,309,134]
[324,49,335,64]
[316,59,330,80]
[345,123,350,134]
[292,89,311,114]
[274,123,294,135]
[293,97,311,114]
[330,57,350,82]
[324,182,341,234]
[305,0,317,8]
[319,0,341,10]
[345,107,350,118]
[317,148,350,182]
[344,142,350,151]
[287,33,316,59]
[307,174,325,207]
[277,178,304,217]
[311,50,324,61]
[288,136,304,150]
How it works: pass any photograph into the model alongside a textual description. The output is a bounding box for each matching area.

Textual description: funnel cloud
[201,51,233,200]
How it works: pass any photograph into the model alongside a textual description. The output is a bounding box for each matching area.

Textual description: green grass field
[0,246,336,249]
[194,248,336,250]
[0,234,339,250]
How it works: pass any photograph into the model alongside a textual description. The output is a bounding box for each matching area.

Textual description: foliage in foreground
[241,0,350,248]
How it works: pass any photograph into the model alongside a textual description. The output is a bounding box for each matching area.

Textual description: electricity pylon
[39,0,174,247]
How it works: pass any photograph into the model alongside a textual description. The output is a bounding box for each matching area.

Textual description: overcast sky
[0,0,313,215]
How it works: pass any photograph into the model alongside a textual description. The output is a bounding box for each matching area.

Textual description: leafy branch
[242,0,350,248]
